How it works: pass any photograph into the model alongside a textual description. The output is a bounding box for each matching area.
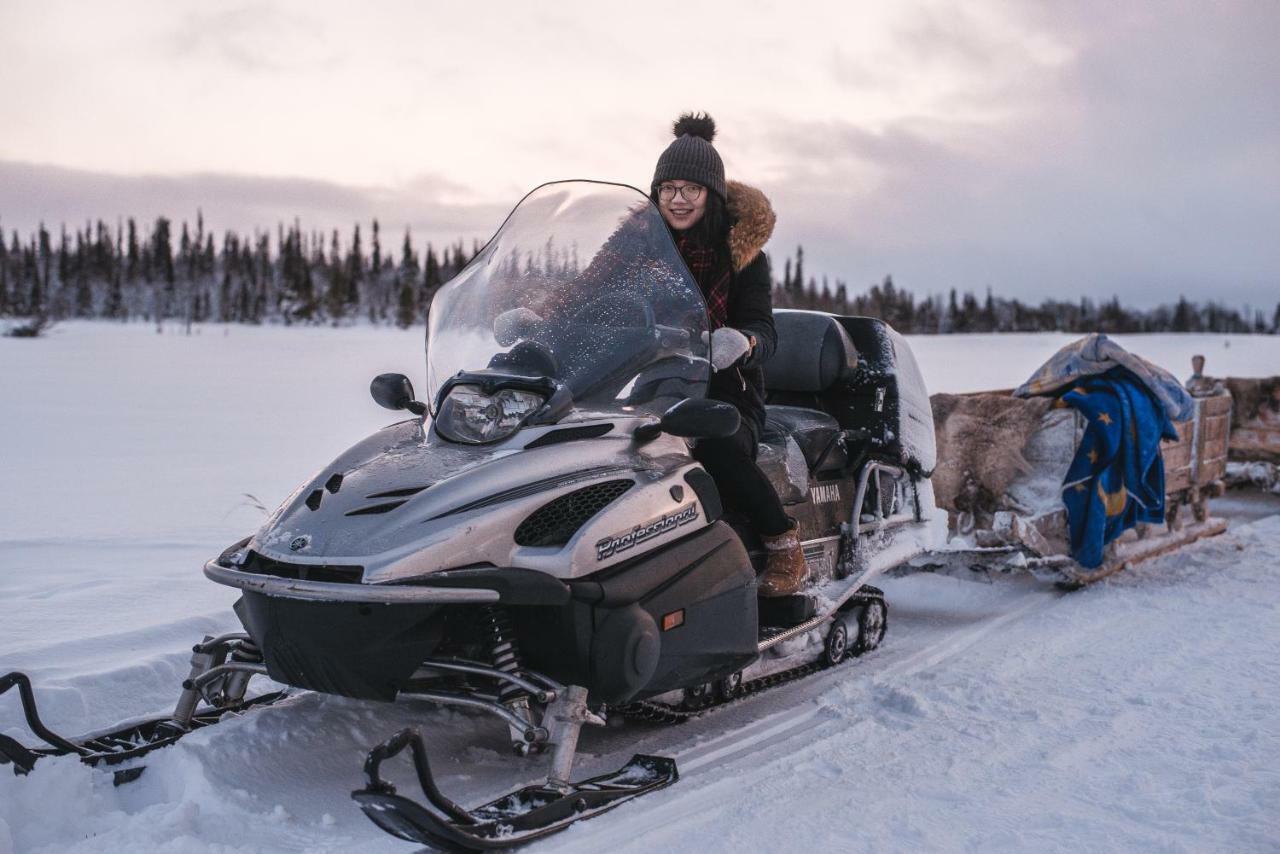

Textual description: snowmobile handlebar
[203,560,503,604]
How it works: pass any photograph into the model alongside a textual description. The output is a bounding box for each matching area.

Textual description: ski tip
[112,766,147,786]
[617,754,680,785]
[351,789,458,847]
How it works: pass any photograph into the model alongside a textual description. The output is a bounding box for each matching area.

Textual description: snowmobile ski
[352,728,677,851]
[1,632,286,782]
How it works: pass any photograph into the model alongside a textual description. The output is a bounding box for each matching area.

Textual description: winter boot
[757,523,808,597]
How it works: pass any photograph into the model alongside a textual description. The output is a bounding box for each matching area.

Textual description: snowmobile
[1,181,943,849]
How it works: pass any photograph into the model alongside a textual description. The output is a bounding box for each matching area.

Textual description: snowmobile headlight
[436,384,545,444]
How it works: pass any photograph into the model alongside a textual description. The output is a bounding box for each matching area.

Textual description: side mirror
[635,398,741,442]
[370,373,427,415]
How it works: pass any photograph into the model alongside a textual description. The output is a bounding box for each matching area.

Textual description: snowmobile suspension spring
[222,641,264,705]
[483,606,527,704]
[230,640,263,664]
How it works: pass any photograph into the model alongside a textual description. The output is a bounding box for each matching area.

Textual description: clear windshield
[425,181,710,419]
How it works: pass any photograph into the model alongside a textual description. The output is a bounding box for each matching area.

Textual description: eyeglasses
[657,183,704,202]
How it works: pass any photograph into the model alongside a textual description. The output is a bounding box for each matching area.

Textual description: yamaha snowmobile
[1,180,943,850]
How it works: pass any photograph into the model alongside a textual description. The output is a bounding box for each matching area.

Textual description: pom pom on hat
[673,112,717,142]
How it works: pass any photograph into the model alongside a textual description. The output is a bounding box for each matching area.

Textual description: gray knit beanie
[651,112,726,202]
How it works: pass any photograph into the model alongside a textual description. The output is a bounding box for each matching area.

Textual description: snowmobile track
[617,587,891,725]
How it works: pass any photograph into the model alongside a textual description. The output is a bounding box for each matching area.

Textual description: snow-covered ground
[2,322,1279,853]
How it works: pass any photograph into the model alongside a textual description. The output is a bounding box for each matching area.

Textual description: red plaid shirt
[675,233,732,330]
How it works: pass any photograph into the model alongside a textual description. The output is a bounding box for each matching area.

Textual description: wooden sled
[923,388,1232,588]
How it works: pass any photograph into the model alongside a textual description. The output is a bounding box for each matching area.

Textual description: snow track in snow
[662,582,1059,778]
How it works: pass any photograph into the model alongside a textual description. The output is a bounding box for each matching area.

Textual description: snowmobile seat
[761,406,847,474]
[763,310,859,395]
[758,311,858,473]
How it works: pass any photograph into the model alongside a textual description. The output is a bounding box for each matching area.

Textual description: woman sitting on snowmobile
[649,112,806,597]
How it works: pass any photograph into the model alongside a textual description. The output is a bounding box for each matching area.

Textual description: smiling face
[657,180,708,231]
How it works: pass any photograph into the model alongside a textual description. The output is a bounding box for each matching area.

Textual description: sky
[0,0,1277,307]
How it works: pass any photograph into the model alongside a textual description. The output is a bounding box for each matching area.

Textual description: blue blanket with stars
[1059,368,1178,568]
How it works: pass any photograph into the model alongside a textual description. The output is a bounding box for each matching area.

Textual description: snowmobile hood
[248,416,695,582]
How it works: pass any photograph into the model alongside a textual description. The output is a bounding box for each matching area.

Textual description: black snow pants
[691,422,792,538]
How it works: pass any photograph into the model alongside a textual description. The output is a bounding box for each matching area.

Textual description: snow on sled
[1217,371,1280,492]
[3,181,945,849]
[1223,375,1280,466]
[914,335,1231,588]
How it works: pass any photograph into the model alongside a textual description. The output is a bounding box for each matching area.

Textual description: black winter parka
[710,250,776,436]
[701,180,779,437]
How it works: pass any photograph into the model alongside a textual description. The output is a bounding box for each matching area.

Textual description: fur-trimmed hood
[726,180,775,273]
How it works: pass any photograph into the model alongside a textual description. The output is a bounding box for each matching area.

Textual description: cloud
[0,160,508,249]
[755,3,1280,307]
[165,2,330,73]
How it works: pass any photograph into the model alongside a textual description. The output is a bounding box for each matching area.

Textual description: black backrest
[763,310,859,392]
[764,312,936,476]
[829,316,937,476]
